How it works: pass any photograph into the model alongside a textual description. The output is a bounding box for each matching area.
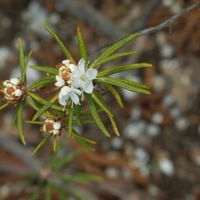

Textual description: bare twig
[139,2,200,36]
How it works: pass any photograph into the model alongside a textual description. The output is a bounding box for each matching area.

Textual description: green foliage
[0,26,151,153]
[26,146,101,200]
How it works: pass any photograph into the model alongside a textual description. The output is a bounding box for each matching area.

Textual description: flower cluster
[0,78,27,105]
[55,59,77,87]
[55,58,97,106]
[40,117,65,136]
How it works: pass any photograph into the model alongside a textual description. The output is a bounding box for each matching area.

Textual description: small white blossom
[58,86,82,106]
[55,59,77,87]
[71,58,97,93]
[40,118,64,136]
[1,77,27,104]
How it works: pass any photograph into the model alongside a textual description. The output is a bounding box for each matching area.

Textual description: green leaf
[67,106,74,137]
[96,77,150,94]
[32,92,59,121]
[86,94,110,137]
[29,181,46,200]
[32,135,52,155]
[72,130,96,151]
[0,102,10,110]
[77,27,88,64]
[63,184,88,200]
[29,65,58,75]
[18,38,25,81]
[109,116,120,136]
[26,97,55,118]
[26,97,41,111]
[51,149,85,170]
[10,105,20,130]
[92,51,137,68]
[102,83,123,108]
[92,90,119,136]
[53,185,67,200]
[0,84,4,89]
[61,173,101,184]
[25,120,43,125]
[74,103,82,126]
[28,75,55,90]
[73,119,95,125]
[24,50,32,70]
[93,32,139,65]
[27,91,66,112]
[92,90,113,117]
[97,63,152,77]
[45,26,75,62]
[45,182,53,200]
[17,100,26,145]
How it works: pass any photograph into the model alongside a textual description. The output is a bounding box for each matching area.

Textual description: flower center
[81,74,87,81]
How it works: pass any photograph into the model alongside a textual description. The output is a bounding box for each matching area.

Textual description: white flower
[1,77,27,104]
[58,86,82,106]
[55,59,77,87]
[71,58,97,93]
[41,118,64,136]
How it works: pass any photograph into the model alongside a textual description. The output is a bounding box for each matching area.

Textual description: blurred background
[0,0,200,199]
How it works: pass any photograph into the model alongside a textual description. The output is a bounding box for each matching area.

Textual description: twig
[139,2,200,36]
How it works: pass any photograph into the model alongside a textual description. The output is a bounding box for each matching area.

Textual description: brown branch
[139,2,200,36]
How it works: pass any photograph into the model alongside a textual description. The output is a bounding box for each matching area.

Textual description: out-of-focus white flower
[58,86,82,106]
[71,58,97,93]
[40,118,64,136]
[55,59,77,87]
[0,77,27,104]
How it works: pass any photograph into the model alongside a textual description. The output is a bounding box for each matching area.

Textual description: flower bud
[40,117,65,136]
[55,59,77,87]
[0,77,27,105]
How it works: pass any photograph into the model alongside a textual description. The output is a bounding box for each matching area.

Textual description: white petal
[70,92,80,105]
[62,59,70,65]
[71,69,81,79]
[77,58,85,73]
[45,119,54,124]
[10,78,20,85]
[55,75,62,81]
[69,64,77,72]
[60,86,71,95]
[58,95,68,106]
[52,129,59,135]
[53,122,61,130]
[84,81,94,93]
[58,89,69,105]
[73,88,82,96]
[15,89,23,96]
[86,68,97,79]
[55,79,65,87]
[3,80,12,87]
[72,79,82,89]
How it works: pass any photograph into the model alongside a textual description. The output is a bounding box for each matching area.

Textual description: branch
[139,2,200,36]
